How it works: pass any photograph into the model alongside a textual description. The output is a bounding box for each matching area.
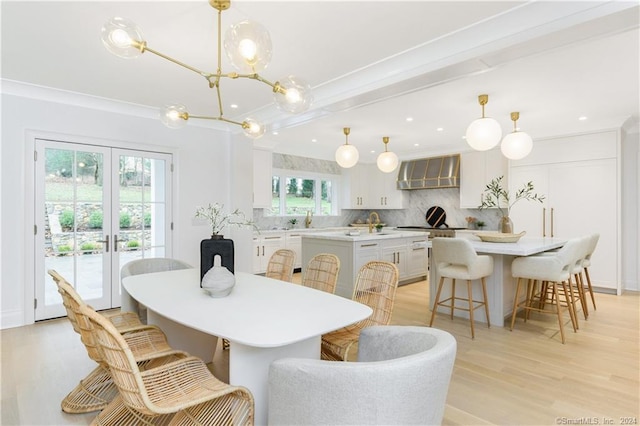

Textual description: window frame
[269,168,340,217]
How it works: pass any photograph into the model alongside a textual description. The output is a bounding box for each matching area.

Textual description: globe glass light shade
[101,17,144,59]
[274,75,313,114]
[465,117,502,151]
[335,144,359,168]
[501,131,533,160]
[242,118,266,139]
[377,151,399,173]
[224,20,272,74]
[160,104,188,129]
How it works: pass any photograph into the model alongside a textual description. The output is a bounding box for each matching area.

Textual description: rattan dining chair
[321,261,399,361]
[80,303,254,426]
[301,253,340,294]
[121,258,192,323]
[48,270,185,414]
[265,249,296,282]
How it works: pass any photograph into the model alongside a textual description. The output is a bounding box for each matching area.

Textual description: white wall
[622,129,639,292]
[1,88,253,328]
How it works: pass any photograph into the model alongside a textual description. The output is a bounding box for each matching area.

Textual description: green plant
[479,175,545,217]
[288,218,298,226]
[144,212,152,228]
[119,211,131,228]
[195,203,256,236]
[80,242,97,251]
[476,221,486,229]
[88,211,103,229]
[375,223,384,230]
[127,240,140,248]
[57,245,72,254]
[59,210,74,230]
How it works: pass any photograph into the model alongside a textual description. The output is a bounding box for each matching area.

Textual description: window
[268,169,338,216]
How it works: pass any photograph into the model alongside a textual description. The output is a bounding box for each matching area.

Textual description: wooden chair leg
[565,276,579,331]
[429,277,446,327]
[450,279,456,320]
[584,268,597,310]
[510,278,523,331]
[576,272,589,319]
[481,277,490,328]
[552,283,566,344]
[467,280,475,339]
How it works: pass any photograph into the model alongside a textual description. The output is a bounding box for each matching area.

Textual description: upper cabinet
[253,148,273,208]
[341,164,407,210]
[459,148,508,209]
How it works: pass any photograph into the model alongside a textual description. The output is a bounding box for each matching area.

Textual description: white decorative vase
[201,255,235,298]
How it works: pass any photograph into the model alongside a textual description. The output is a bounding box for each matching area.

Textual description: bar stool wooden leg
[429,276,446,327]
[467,280,475,339]
[450,279,456,320]
[552,283,566,344]
[481,277,490,328]
[584,268,597,310]
[510,277,523,331]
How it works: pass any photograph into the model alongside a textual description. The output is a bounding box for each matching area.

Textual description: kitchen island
[428,235,567,327]
[301,230,429,298]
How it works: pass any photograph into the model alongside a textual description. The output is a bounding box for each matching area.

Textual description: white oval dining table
[122,268,372,425]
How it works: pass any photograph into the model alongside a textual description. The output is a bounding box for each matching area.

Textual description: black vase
[200,235,234,285]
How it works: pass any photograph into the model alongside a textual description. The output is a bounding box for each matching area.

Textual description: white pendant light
[377,136,399,173]
[466,94,502,151]
[501,112,533,160]
[335,127,359,168]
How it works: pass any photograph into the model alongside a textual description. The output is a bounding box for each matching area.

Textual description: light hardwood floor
[2,276,639,425]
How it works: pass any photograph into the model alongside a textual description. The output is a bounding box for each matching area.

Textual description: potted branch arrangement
[479,176,545,233]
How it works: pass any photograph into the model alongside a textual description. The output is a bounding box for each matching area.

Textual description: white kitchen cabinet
[354,241,381,277]
[460,148,508,208]
[509,130,619,292]
[285,232,303,269]
[252,232,286,274]
[370,169,408,209]
[405,237,429,278]
[342,163,407,210]
[380,240,408,279]
[341,164,370,209]
[253,148,273,209]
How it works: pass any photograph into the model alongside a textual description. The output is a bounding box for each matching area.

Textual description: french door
[34,139,172,320]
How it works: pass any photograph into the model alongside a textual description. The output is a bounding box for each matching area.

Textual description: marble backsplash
[253,153,503,231]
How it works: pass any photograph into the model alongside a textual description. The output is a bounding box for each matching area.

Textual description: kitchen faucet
[305,210,313,228]
[368,211,380,233]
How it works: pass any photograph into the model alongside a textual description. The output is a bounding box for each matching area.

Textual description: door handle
[113,235,119,252]
[97,235,109,252]
[550,208,554,238]
[542,208,546,237]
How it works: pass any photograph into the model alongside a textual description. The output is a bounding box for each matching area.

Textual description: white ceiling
[2,1,639,163]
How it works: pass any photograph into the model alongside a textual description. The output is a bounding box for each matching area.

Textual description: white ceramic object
[202,256,235,297]
[474,231,526,243]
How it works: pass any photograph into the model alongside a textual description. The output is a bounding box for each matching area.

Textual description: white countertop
[300,229,429,242]
[422,236,567,256]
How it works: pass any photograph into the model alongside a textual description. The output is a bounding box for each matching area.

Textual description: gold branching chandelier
[101,0,312,139]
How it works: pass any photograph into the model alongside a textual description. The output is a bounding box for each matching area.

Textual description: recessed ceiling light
[436,127,444,132]
[311,138,317,143]
[579,116,588,121]
[406,117,413,122]
[230,104,238,109]
[370,150,376,154]
[462,135,466,140]
[272,131,279,135]
[414,143,419,147]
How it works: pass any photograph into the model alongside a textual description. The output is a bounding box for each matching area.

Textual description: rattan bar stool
[510,237,583,344]
[429,238,492,339]
[321,261,399,361]
[301,253,340,294]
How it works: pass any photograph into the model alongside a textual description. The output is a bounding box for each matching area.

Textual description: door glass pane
[43,147,105,307]
[117,155,167,285]
[285,177,315,215]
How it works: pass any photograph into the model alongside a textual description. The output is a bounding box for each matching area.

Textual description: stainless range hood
[396,154,460,190]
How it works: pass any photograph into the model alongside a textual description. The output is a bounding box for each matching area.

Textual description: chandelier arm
[188,114,245,127]
[144,45,213,79]
[215,82,225,117]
